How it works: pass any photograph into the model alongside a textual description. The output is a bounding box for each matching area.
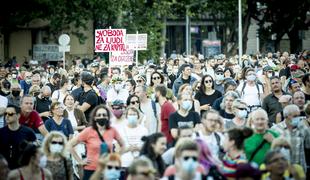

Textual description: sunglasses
[237,107,247,111]
[51,141,64,145]
[130,101,139,105]
[204,80,212,84]
[183,156,198,161]
[136,80,143,83]
[107,165,121,170]
[216,73,223,75]
[4,112,16,116]
[96,113,108,117]
[152,76,161,80]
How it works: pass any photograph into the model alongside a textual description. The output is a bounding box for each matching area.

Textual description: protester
[225,99,248,129]
[68,105,124,180]
[7,142,53,180]
[127,157,156,180]
[42,131,73,180]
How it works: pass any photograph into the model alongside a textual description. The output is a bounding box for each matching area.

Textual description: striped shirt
[221,153,247,178]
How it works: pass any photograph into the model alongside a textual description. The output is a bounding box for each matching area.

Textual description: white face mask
[237,110,247,119]
[246,74,256,81]
[39,156,47,168]
[49,144,63,154]
[114,84,123,91]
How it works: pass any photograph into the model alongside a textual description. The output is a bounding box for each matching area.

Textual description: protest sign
[110,50,134,66]
[126,33,147,50]
[95,29,126,52]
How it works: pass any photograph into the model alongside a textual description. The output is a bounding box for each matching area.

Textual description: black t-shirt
[46,82,59,94]
[169,111,200,130]
[0,125,36,169]
[182,77,191,84]
[35,97,52,122]
[79,89,98,119]
[219,109,235,119]
[279,67,291,79]
[195,90,222,114]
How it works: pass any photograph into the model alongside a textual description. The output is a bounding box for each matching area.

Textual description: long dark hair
[140,133,166,176]
[150,71,164,87]
[89,105,111,130]
[19,141,38,167]
[199,74,214,93]
[126,95,142,112]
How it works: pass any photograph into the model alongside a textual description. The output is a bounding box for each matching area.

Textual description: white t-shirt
[66,109,78,129]
[106,88,129,104]
[52,90,67,104]
[237,82,263,106]
[120,125,148,167]
[140,99,160,134]
[197,131,224,158]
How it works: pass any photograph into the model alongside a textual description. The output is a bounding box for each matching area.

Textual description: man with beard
[262,76,287,126]
[46,73,61,94]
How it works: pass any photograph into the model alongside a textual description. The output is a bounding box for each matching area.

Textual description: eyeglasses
[216,73,223,75]
[183,156,198,161]
[107,165,121,170]
[130,101,139,105]
[204,80,212,84]
[96,113,108,117]
[51,141,64,145]
[152,76,161,80]
[4,112,16,116]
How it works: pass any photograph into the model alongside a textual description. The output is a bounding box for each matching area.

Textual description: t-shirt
[140,99,160,134]
[46,82,59,94]
[0,125,36,169]
[79,90,99,119]
[221,153,247,178]
[45,118,74,137]
[194,90,222,114]
[160,101,176,143]
[120,125,148,167]
[169,111,200,130]
[78,127,122,170]
[237,82,263,106]
[19,111,44,133]
[244,129,279,165]
[34,97,52,122]
[52,90,67,104]
[20,80,31,95]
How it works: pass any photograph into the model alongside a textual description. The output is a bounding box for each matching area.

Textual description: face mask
[2,89,10,94]
[114,84,122,91]
[216,74,224,81]
[96,118,109,127]
[267,73,273,78]
[42,97,50,101]
[39,156,47,168]
[49,144,63,154]
[181,158,198,173]
[12,90,20,97]
[127,115,138,126]
[237,110,247,119]
[246,74,256,81]
[25,79,32,84]
[280,147,291,162]
[181,100,192,111]
[112,109,123,119]
[290,117,300,128]
[12,74,17,79]
[104,169,120,180]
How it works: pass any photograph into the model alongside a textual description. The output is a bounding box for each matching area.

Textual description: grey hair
[231,98,247,110]
[251,108,268,120]
[40,85,52,94]
[220,91,240,110]
[283,104,299,118]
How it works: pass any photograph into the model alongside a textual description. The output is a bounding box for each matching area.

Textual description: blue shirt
[20,80,31,95]
[45,118,74,137]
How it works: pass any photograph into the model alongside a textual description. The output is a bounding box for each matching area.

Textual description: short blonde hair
[42,131,68,158]
[29,85,40,95]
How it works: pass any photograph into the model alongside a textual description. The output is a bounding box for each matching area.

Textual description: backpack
[151,100,158,128]
[240,81,263,104]
[195,132,225,160]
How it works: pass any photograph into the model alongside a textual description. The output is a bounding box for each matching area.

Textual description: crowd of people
[0,50,309,180]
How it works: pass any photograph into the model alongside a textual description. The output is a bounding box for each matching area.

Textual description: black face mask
[96,118,108,127]
[12,90,20,97]
[42,97,50,101]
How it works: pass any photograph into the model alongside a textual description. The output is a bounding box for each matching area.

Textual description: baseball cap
[263,66,273,72]
[215,67,224,73]
[111,100,125,107]
[81,72,94,85]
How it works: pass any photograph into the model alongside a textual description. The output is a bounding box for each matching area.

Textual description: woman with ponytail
[221,127,253,179]
[140,133,167,178]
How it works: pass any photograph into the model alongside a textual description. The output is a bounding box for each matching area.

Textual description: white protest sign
[95,29,126,52]
[126,33,147,50]
[110,50,134,66]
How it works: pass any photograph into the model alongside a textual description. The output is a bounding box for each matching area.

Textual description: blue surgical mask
[182,158,198,173]
[181,100,192,111]
[104,169,120,180]
[127,115,138,126]
[246,74,256,81]
[280,147,291,162]
[237,110,247,119]
[291,117,300,127]
[216,74,224,81]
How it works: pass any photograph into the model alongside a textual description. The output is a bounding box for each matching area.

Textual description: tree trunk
[160,16,167,58]
[288,27,301,53]
[242,9,251,54]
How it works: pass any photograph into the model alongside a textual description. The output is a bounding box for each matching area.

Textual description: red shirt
[160,101,175,143]
[19,111,44,130]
